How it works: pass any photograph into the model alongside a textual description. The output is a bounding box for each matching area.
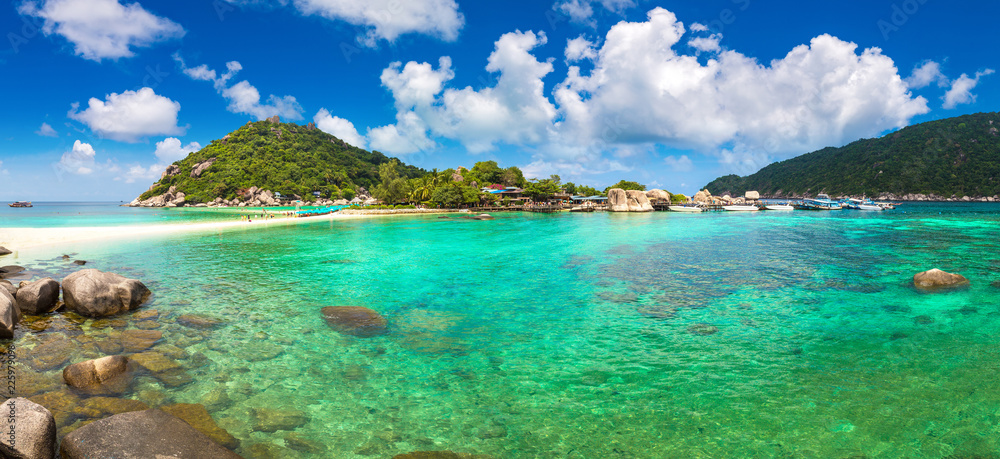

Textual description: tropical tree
[605,180,646,192]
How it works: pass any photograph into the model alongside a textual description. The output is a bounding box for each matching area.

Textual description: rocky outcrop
[0,288,21,339]
[745,190,760,200]
[62,355,131,390]
[160,164,180,180]
[190,158,217,178]
[129,185,187,208]
[267,115,281,124]
[645,189,671,202]
[0,279,15,297]
[0,398,56,459]
[15,277,60,315]
[59,409,242,459]
[608,188,628,212]
[321,306,388,337]
[692,189,713,204]
[913,268,970,291]
[610,189,653,212]
[62,269,151,317]
[626,190,654,212]
[0,246,11,256]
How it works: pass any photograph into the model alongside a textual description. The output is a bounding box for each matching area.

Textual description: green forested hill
[139,120,423,203]
[704,112,1000,198]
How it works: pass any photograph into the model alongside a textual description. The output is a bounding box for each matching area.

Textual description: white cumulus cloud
[68,87,185,142]
[906,61,948,89]
[58,140,97,175]
[373,30,557,154]
[943,69,995,109]
[175,56,303,121]
[553,8,930,172]
[555,0,635,26]
[36,122,58,137]
[154,137,201,163]
[122,163,165,183]
[18,0,184,61]
[226,0,463,45]
[314,109,366,149]
[565,36,597,63]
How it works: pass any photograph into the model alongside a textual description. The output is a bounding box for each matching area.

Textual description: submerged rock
[15,277,60,315]
[161,403,240,449]
[250,407,310,432]
[913,268,970,291]
[121,329,162,352]
[59,409,241,459]
[321,306,387,337]
[0,398,56,459]
[62,355,132,393]
[687,324,719,336]
[177,314,224,329]
[28,338,74,371]
[62,269,151,317]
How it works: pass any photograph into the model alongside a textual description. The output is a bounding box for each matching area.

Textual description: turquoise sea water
[6,203,1000,458]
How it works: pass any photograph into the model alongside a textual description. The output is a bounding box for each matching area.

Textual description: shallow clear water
[0,201,294,227]
[7,203,1000,458]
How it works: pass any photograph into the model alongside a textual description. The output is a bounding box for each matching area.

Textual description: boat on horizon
[795,194,842,210]
[722,205,760,212]
[8,201,32,208]
[845,198,883,211]
[668,205,703,213]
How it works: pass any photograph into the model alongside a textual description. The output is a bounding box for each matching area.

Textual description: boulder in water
[15,277,60,315]
[645,189,671,202]
[321,306,387,337]
[607,188,628,212]
[913,268,970,291]
[62,269,151,317]
[0,398,56,459]
[625,190,654,212]
[59,409,241,459]
[62,355,132,391]
[0,247,11,256]
[0,288,21,339]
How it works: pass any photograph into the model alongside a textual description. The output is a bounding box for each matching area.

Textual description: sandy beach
[0,208,464,252]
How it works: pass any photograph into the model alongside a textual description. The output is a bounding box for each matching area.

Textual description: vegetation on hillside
[704,112,1000,197]
[140,120,424,203]
[138,120,634,207]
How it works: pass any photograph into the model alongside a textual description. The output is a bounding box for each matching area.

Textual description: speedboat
[796,194,842,210]
[764,204,794,211]
[847,198,882,211]
[8,201,32,208]
[668,205,703,213]
[722,205,759,211]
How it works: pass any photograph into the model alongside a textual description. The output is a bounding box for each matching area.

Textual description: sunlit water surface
[5,203,1000,458]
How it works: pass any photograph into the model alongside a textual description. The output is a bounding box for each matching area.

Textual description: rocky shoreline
[758,192,1000,202]
[127,185,376,209]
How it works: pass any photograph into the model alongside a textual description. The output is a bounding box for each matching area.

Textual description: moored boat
[764,204,794,211]
[722,205,760,212]
[795,194,842,210]
[846,198,882,211]
[8,201,32,208]
[668,205,703,213]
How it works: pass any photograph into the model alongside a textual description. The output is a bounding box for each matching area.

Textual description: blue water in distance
[6,202,1000,458]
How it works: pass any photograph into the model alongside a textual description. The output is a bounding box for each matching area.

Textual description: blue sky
[0,0,997,201]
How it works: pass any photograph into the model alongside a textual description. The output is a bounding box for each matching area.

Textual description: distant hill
[137,118,423,204]
[704,112,1000,199]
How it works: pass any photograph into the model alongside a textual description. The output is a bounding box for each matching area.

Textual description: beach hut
[349,197,364,205]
